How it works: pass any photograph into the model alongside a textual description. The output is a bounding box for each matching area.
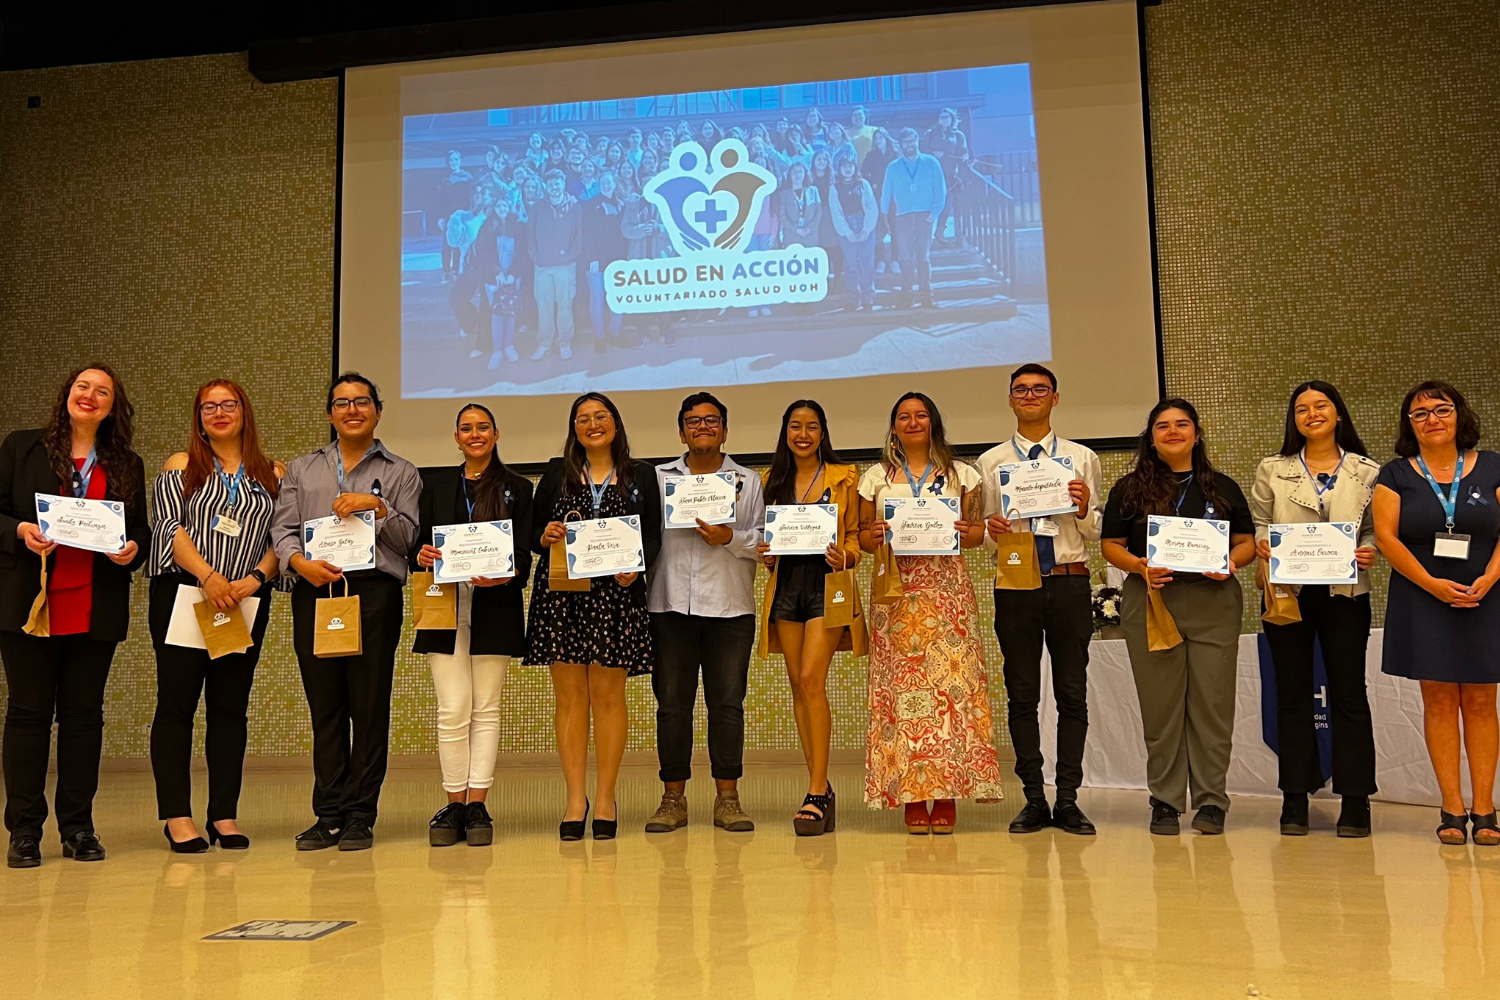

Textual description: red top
[48,458,105,636]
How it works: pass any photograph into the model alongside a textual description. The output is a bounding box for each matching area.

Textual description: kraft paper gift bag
[192,592,254,660]
[411,571,458,630]
[822,547,858,628]
[314,579,363,658]
[870,544,904,605]
[1145,588,1184,652]
[548,511,591,592]
[1260,569,1302,627]
[23,562,49,637]
[994,532,1043,591]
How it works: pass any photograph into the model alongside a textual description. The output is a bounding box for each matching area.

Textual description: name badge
[212,515,242,538]
[1434,532,1470,560]
[1032,517,1060,538]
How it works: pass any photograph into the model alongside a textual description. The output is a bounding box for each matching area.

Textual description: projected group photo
[400,64,1049,400]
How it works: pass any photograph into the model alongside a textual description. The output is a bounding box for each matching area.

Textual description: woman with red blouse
[0,365,150,868]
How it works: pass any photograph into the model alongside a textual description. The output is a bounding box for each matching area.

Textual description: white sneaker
[505,346,519,362]
[468,349,483,359]
[559,345,573,360]
[487,352,503,370]
[530,346,548,361]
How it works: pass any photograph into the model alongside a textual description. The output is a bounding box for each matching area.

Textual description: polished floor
[2,764,1497,999]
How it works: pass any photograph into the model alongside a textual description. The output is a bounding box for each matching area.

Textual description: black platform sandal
[1437,810,1469,845]
[793,784,836,837]
[1471,811,1499,847]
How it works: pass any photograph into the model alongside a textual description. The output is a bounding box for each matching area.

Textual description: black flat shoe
[1471,811,1499,847]
[164,824,209,854]
[1053,802,1096,836]
[429,803,466,847]
[1437,811,1469,845]
[1149,798,1180,836]
[295,819,343,851]
[338,818,374,851]
[1192,805,1227,836]
[1280,792,1309,836]
[1336,796,1371,839]
[560,799,589,842]
[207,822,250,850]
[593,802,618,841]
[61,830,106,862]
[1009,799,1052,834]
[793,784,836,837]
[7,836,41,869]
[464,802,494,847]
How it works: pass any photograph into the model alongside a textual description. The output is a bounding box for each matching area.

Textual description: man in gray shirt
[270,371,421,852]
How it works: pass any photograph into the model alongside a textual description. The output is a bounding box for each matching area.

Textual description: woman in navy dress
[1374,381,1500,846]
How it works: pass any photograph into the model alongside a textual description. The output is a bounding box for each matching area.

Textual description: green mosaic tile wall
[1,0,1496,759]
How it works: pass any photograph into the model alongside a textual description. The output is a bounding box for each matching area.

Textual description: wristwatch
[248,569,267,585]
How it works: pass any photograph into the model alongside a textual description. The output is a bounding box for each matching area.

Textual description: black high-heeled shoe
[164,824,209,854]
[592,802,618,841]
[793,783,836,837]
[1437,810,1469,845]
[559,799,589,842]
[207,821,250,850]
[1471,811,1499,847]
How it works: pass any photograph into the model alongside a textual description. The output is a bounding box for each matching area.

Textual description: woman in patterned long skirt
[858,392,1004,833]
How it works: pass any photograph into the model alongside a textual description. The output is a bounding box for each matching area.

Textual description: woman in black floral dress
[525,392,661,840]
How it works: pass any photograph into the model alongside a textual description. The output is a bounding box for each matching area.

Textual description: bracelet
[248,568,267,585]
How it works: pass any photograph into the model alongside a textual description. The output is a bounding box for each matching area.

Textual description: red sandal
[929,799,957,835]
[904,801,931,835]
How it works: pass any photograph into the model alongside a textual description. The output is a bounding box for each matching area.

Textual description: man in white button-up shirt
[978,364,1102,837]
[645,393,765,834]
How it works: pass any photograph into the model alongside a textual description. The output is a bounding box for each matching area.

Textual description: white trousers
[427,622,509,792]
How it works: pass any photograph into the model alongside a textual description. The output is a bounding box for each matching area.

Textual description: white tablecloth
[1035,629,1474,807]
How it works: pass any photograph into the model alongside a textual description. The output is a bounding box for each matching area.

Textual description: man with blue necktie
[978,364,1102,835]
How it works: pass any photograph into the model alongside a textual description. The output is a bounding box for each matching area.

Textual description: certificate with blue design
[1146,515,1230,574]
[765,504,838,555]
[565,516,646,578]
[35,493,126,555]
[1269,521,1358,586]
[884,497,961,556]
[997,455,1076,520]
[663,472,736,528]
[433,520,515,584]
[302,511,376,571]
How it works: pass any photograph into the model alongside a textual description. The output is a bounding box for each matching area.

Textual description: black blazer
[0,428,151,642]
[529,457,662,603]
[410,464,534,657]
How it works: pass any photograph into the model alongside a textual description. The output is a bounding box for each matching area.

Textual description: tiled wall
[0,0,1495,759]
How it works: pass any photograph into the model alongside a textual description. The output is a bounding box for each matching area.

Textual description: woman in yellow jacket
[757,400,866,836]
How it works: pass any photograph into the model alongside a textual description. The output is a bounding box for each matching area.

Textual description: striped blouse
[148,468,278,583]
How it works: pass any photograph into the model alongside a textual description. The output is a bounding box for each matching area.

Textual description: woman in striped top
[147,380,282,852]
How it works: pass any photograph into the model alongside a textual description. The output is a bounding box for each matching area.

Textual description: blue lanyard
[799,463,826,504]
[585,464,614,516]
[1173,473,1195,514]
[1012,435,1056,462]
[901,459,935,498]
[214,458,246,510]
[71,447,98,498]
[461,476,476,520]
[335,444,374,494]
[1299,449,1344,514]
[1416,451,1465,531]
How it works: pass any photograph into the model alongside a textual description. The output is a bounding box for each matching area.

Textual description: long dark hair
[561,392,633,492]
[1115,398,1228,519]
[42,364,140,503]
[1278,380,1368,457]
[765,399,844,505]
[456,403,511,520]
[1394,380,1482,458]
[881,391,958,483]
[183,379,279,501]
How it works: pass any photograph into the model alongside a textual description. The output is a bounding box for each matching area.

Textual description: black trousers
[993,576,1094,803]
[1,629,117,840]
[1263,587,1376,796]
[290,574,403,827]
[648,612,756,783]
[147,574,273,822]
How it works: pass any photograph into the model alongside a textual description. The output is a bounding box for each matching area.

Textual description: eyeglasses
[332,396,375,411]
[199,400,241,416]
[1408,404,1456,423]
[682,416,723,430]
[1009,385,1054,399]
[574,413,614,427]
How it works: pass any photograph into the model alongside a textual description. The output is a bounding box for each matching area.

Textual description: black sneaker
[1192,805,1227,835]
[1280,792,1310,836]
[338,818,374,851]
[1008,799,1052,834]
[61,830,106,862]
[1149,798,1180,836]
[295,819,343,852]
[7,836,41,869]
[429,803,466,847]
[464,802,494,847]
[1052,801,1097,836]
[1337,795,1371,838]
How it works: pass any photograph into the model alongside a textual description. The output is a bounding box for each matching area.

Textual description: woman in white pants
[412,404,533,846]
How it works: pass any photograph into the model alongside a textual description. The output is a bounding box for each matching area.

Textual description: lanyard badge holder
[211,459,247,538]
[1418,453,1470,560]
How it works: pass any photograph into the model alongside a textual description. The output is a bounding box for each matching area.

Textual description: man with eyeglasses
[977,363,1102,836]
[270,371,421,852]
[645,392,766,833]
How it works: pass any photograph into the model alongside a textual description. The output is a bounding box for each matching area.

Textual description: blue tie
[1028,444,1056,575]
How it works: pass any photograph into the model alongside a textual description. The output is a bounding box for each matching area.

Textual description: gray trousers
[1121,574,1242,812]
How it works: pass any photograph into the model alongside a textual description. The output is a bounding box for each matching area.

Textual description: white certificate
[565,515,646,579]
[433,519,515,584]
[765,504,838,555]
[663,472,737,528]
[884,496,961,556]
[1269,521,1358,586]
[302,511,377,572]
[35,493,127,555]
[1146,515,1230,574]
[997,455,1077,520]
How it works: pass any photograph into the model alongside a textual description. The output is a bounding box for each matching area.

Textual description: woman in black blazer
[411,404,534,847]
[523,392,661,841]
[1,365,150,868]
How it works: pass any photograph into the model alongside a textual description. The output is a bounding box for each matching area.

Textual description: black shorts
[770,555,830,623]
